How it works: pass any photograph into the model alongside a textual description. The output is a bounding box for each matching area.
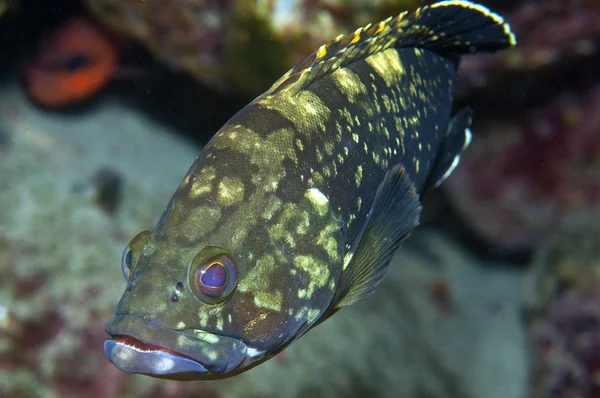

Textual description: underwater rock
[84,0,419,95]
[91,167,123,214]
[456,0,600,106]
[442,0,600,251]
[444,83,600,250]
[524,222,600,398]
[0,0,17,19]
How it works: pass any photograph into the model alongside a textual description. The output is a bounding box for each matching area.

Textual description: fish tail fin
[398,1,517,55]
[423,107,473,193]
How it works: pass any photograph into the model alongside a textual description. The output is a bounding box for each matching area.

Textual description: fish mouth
[104,315,248,380]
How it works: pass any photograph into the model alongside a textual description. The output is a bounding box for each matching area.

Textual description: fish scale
[104,0,516,380]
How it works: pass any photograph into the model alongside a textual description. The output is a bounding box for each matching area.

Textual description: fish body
[26,16,119,108]
[105,1,516,380]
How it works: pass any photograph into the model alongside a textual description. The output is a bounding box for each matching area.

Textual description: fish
[104,0,516,380]
[25,16,120,108]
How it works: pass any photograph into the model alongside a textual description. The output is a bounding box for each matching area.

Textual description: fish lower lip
[104,315,248,379]
[104,337,208,376]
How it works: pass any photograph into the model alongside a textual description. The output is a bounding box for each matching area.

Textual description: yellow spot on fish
[366,50,405,87]
[217,177,245,207]
[343,252,354,271]
[332,68,367,103]
[295,210,311,235]
[294,255,329,297]
[198,311,209,327]
[295,307,308,322]
[317,222,340,260]
[316,45,327,59]
[244,312,268,334]
[350,29,361,44]
[207,350,218,361]
[189,166,216,198]
[260,90,330,135]
[180,206,221,241]
[355,165,363,186]
[262,197,282,221]
[307,308,321,323]
[240,255,283,311]
[372,152,380,164]
[254,292,282,312]
[304,101,318,115]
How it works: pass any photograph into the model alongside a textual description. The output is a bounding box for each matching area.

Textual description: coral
[524,224,600,398]
[84,0,418,95]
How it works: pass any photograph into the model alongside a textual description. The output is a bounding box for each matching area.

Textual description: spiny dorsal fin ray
[266,15,407,96]
[266,0,516,97]
[330,165,422,309]
[398,1,517,54]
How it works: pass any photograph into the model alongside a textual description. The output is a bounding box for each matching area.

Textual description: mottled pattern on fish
[104,1,516,380]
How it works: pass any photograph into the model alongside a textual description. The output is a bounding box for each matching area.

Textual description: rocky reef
[0,0,17,18]
[438,2,600,397]
[524,222,600,398]
[84,0,419,95]
[444,0,600,251]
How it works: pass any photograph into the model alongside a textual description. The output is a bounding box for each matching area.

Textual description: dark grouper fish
[104,1,516,380]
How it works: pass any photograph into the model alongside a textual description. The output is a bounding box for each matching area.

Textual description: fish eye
[64,54,92,72]
[120,246,133,280]
[188,246,237,304]
[121,230,151,281]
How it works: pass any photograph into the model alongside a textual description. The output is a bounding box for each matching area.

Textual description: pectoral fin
[424,107,473,193]
[332,164,422,309]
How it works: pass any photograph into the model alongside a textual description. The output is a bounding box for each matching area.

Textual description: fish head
[105,151,345,379]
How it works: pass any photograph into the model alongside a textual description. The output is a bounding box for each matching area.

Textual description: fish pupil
[64,54,92,72]
[201,263,227,289]
[125,249,132,268]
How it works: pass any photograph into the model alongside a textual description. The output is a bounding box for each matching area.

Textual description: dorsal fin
[265,0,516,97]
[266,14,409,96]
[329,164,422,309]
